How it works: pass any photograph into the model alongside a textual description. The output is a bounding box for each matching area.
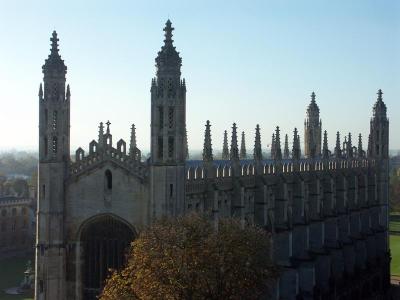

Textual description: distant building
[35,21,390,300]
[0,196,36,257]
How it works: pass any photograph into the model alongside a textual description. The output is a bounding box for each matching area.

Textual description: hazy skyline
[0,0,399,152]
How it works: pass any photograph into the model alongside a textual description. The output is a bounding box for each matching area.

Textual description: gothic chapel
[35,21,390,300]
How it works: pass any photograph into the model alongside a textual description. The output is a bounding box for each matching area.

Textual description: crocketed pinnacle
[230,123,239,161]
[240,131,246,159]
[254,124,262,161]
[292,128,301,160]
[42,31,67,76]
[347,133,353,158]
[283,134,290,159]
[358,134,364,157]
[335,132,341,158]
[322,130,329,159]
[98,122,104,146]
[222,130,229,160]
[274,127,282,161]
[129,124,137,154]
[203,120,213,162]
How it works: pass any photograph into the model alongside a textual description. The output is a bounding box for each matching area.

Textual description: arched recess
[78,214,135,300]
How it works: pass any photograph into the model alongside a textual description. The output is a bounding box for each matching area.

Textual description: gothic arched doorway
[80,215,135,300]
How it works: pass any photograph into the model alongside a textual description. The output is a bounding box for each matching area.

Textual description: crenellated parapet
[69,121,146,179]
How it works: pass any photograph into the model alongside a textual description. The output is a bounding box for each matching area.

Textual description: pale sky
[0,0,399,153]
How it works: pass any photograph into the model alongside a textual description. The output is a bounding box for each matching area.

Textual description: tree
[100,214,279,300]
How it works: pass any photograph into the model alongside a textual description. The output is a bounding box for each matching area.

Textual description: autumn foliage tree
[100,214,279,300]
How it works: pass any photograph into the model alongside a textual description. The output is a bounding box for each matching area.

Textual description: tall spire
[240,131,246,159]
[222,130,229,160]
[283,134,290,159]
[292,128,301,160]
[129,124,137,154]
[230,123,239,161]
[322,130,329,159]
[334,132,341,158]
[254,124,262,161]
[274,127,282,161]
[358,134,364,157]
[42,31,67,77]
[202,120,213,162]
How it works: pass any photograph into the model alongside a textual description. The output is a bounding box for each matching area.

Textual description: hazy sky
[0,0,399,153]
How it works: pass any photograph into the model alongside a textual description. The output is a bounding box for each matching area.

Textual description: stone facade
[35,21,390,300]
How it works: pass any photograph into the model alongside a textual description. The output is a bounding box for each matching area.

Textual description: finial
[50,30,59,55]
[377,89,383,101]
[106,120,111,134]
[203,120,213,162]
[163,19,174,46]
[38,83,43,98]
[311,91,316,102]
[254,124,262,161]
[230,123,239,161]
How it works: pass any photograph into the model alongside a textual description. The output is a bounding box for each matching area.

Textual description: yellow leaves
[100,213,279,300]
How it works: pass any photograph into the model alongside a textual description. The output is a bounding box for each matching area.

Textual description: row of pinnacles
[186,91,381,181]
[70,121,145,179]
